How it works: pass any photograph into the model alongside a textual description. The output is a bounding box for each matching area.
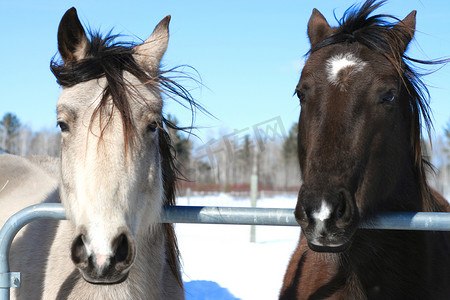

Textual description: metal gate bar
[0,204,65,300]
[1,203,450,300]
[162,205,450,230]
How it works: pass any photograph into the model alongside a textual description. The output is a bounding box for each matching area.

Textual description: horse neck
[134,219,167,269]
[120,223,167,298]
[390,163,423,211]
[133,222,183,299]
[377,139,426,213]
[343,159,432,296]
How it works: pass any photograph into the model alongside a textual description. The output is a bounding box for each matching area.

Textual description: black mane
[311,1,391,53]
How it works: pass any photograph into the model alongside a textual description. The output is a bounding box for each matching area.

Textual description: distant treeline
[1,112,449,197]
[0,113,60,157]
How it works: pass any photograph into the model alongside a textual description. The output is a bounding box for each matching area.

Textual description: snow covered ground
[176,193,300,300]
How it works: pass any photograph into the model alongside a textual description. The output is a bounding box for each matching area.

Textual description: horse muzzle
[71,228,136,284]
[295,186,359,253]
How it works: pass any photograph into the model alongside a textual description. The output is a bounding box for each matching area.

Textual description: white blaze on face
[310,201,334,247]
[312,201,332,222]
[326,53,367,86]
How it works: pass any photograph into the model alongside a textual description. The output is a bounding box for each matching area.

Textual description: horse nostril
[335,189,356,225]
[112,232,136,267]
[114,234,128,263]
[294,202,309,225]
[71,234,88,267]
[336,193,347,219]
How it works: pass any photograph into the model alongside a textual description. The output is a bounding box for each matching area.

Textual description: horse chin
[307,241,352,253]
[79,270,129,285]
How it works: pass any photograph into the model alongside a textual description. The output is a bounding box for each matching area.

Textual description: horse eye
[147,122,158,133]
[381,90,396,104]
[57,121,69,132]
[296,90,306,103]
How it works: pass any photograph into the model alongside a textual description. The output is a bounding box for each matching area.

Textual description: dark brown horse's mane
[309,0,448,211]
[50,29,204,287]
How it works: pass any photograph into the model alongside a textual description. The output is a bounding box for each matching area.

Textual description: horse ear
[134,15,171,70]
[393,10,416,53]
[308,9,332,48]
[57,7,89,63]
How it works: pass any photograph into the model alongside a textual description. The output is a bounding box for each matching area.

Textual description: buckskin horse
[280,1,450,299]
[0,8,201,299]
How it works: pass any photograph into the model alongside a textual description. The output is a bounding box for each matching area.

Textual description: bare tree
[28,129,61,157]
[17,126,33,156]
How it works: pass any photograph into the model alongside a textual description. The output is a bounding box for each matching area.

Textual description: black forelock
[310,0,396,54]
[50,31,147,87]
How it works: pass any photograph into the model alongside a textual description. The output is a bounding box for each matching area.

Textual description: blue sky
[1,0,449,144]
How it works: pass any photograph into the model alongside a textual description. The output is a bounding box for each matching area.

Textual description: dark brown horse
[280,1,450,299]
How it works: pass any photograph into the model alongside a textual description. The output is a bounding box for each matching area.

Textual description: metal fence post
[0,204,66,300]
[250,174,258,243]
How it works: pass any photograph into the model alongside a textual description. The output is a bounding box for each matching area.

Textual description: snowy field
[175,193,300,300]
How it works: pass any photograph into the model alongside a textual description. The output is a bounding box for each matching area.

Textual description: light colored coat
[0,8,184,299]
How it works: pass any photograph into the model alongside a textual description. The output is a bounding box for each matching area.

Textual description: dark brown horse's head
[294,0,435,252]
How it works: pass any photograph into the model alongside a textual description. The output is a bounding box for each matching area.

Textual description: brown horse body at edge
[280,1,450,299]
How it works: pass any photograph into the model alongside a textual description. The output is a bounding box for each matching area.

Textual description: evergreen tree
[442,121,450,197]
[0,113,21,154]
[165,114,192,175]
[445,121,450,142]
[282,123,299,188]
[236,135,253,183]
[282,123,297,160]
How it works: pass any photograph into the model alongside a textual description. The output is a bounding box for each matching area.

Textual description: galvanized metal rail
[1,203,450,299]
[0,204,66,300]
[162,205,450,230]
